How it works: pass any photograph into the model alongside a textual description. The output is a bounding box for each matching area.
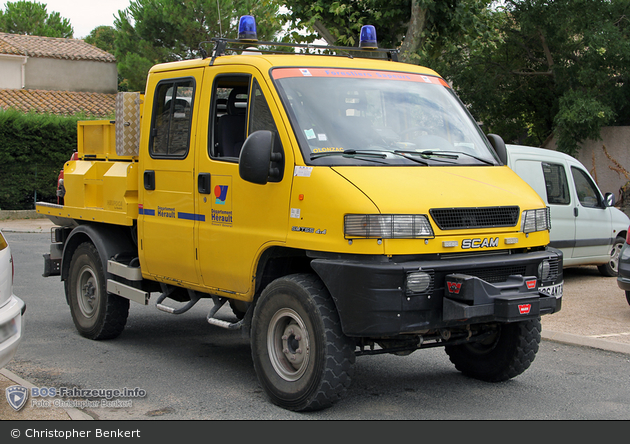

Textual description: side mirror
[604,192,615,207]
[239,130,284,184]
[487,134,507,165]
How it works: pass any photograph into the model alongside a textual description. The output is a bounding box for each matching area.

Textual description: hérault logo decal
[214,185,228,205]
[6,385,28,411]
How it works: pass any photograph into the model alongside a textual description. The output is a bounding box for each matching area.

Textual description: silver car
[0,230,25,368]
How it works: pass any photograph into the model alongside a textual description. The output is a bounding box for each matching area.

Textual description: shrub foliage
[0,110,83,210]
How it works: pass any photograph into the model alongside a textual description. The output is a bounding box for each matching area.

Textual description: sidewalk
[2,217,630,420]
[0,217,55,233]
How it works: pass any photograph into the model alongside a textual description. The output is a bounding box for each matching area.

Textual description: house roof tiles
[0,32,116,62]
[0,89,116,117]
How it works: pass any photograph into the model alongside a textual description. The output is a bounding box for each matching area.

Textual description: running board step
[207,297,244,330]
[155,285,201,314]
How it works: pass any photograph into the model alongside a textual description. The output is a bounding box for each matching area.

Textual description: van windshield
[272,67,498,166]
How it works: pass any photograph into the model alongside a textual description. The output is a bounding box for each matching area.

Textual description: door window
[149,78,195,158]
[571,167,603,208]
[209,75,250,159]
[541,162,570,205]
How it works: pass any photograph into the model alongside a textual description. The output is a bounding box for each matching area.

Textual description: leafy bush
[0,110,91,210]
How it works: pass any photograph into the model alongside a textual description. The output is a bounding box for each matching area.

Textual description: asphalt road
[1,219,630,421]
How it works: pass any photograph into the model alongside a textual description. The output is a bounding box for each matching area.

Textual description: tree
[444,0,630,155]
[281,0,495,64]
[113,0,286,92]
[0,1,73,37]
[84,25,115,54]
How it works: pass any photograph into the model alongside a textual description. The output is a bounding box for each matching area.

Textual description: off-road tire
[625,290,630,306]
[598,236,625,277]
[445,318,541,382]
[67,242,129,340]
[251,273,355,411]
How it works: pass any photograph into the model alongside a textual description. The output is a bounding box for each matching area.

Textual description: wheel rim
[609,242,623,273]
[76,265,99,319]
[267,308,311,382]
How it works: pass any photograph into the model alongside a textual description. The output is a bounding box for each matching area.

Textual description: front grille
[430,206,520,230]
[458,265,527,284]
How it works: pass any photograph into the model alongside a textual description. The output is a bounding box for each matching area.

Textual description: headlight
[344,214,434,239]
[521,208,551,233]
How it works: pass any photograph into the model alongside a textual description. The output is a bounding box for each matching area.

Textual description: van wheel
[67,242,129,340]
[598,236,624,277]
[251,274,355,411]
[445,318,541,382]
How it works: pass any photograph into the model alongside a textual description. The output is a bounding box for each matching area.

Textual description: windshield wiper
[393,150,455,164]
[397,150,495,165]
[310,149,388,163]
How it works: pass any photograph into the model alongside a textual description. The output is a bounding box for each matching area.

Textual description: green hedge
[0,110,102,210]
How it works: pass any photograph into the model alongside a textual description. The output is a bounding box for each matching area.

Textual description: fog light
[538,260,551,281]
[407,271,432,293]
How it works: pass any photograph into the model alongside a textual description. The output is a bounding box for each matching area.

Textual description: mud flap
[443,273,545,322]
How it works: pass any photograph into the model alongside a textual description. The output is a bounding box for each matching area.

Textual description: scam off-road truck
[37,17,563,411]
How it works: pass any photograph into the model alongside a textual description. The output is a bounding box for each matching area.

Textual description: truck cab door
[138,69,204,285]
[194,67,293,297]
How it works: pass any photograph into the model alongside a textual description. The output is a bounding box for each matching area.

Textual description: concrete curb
[0,368,93,420]
[542,330,630,355]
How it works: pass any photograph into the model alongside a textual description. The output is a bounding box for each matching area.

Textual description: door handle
[198,173,211,194]
[574,207,579,217]
[144,170,155,190]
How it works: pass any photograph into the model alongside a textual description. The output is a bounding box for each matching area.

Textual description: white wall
[543,126,630,203]
[24,58,118,94]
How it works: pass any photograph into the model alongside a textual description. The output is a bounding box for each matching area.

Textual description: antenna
[216,0,222,37]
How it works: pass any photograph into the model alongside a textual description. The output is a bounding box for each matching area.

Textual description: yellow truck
[37,17,562,411]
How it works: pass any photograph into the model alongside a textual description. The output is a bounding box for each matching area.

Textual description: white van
[505,144,629,276]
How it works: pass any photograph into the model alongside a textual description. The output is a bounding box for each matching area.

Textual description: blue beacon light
[238,15,258,42]
[359,25,377,49]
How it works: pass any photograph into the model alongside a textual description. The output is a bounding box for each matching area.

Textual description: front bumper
[310,248,563,337]
[0,295,26,369]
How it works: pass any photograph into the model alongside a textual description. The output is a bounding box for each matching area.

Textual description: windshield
[272,68,498,166]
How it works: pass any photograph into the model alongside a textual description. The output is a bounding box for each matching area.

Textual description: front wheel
[598,237,624,277]
[251,274,355,411]
[66,242,129,340]
[445,318,541,382]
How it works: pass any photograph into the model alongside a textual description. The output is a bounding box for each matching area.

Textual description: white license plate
[539,282,563,298]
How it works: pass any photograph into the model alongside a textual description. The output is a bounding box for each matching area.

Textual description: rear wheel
[67,242,129,340]
[598,237,624,277]
[626,291,630,306]
[445,318,541,382]
[251,274,355,411]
